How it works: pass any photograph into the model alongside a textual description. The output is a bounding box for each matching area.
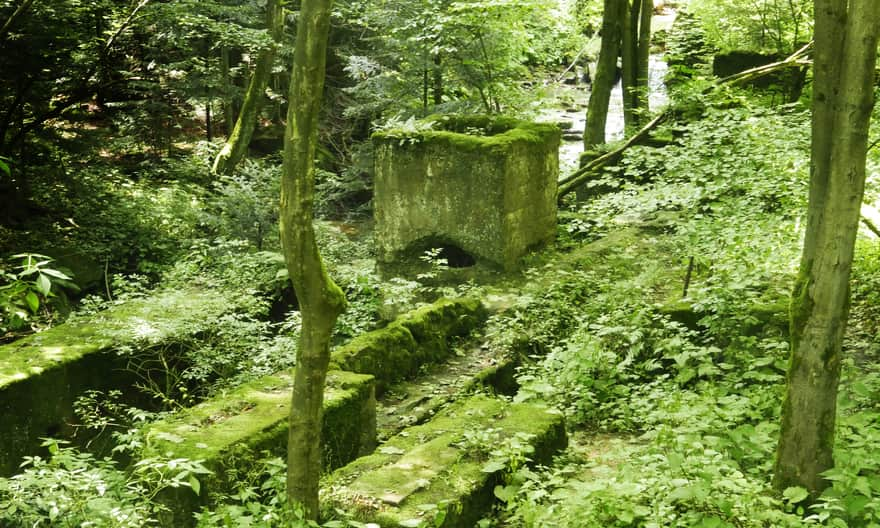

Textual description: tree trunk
[620,0,638,129]
[221,47,235,136]
[621,0,652,130]
[584,0,625,149]
[635,0,652,117]
[433,52,443,106]
[774,0,880,496]
[281,0,345,521]
[212,0,284,175]
[0,0,36,42]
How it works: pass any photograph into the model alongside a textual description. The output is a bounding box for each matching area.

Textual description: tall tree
[620,0,651,129]
[211,0,284,175]
[280,0,346,520]
[584,0,625,148]
[774,0,880,495]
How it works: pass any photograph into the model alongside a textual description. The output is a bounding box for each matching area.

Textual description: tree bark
[636,0,652,116]
[620,0,638,129]
[621,0,652,130]
[584,0,625,149]
[774,0,880,496]
[281,0,345,520]
[212,0,284,175]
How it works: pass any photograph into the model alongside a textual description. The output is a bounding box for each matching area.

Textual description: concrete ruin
[373,115,560,271]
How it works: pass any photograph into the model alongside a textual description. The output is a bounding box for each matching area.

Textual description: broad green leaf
[481,460,507,473]
[493,484,518,503]
[189,476,201,495]
[36,274,52,295]
[782,486,809,503]
[24,291,39,313]
[40,268,72,281]
[0,158,9,177]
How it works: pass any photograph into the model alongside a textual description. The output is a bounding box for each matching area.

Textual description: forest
[0,0,879,526]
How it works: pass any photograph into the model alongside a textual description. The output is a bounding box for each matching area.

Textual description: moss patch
[323,393,566,528]
[0,289,235,476]
[143,369,375,526]
[373,114,559,270]
[329,298,487,392]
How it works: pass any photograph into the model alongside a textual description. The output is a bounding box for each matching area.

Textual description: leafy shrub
[0,439,209,527]
[0,253,78,338]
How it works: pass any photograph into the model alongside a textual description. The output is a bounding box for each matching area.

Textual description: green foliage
[664,9,713,86]
[483,101,827,525]
[0,253,77,337]
[687,0,813,55]
[206,160,281,250]
[0,439,209,527]
[338,0,577,118]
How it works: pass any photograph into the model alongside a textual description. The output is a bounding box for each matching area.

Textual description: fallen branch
[556,41,815,201]
[863,216,880,238]
[557,110,669,197]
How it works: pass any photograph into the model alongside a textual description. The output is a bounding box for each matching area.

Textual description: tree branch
[0,0,37,42]
[863,216,880,238]
[557,41,815,201]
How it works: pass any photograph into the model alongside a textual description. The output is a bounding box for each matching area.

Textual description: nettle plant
[0,439,210,528]
[0,253,78,337]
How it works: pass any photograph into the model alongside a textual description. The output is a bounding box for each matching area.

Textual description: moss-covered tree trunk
[621,0,651,130]
[211,0,284,175]
[774,0,880,495]
[280,0,346,520]
[584,0,625,149]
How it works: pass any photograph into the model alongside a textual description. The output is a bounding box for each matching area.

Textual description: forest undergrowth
[475,101,880,527]
[2,78,880,528]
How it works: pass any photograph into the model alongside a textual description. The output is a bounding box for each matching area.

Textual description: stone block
[143,369,376,526]
[323,393,567,528]
[0,289,234,476]
[373,115,560,270]
[330,297,487,392]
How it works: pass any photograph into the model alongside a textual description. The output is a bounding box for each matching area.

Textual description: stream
[540,54,669,177]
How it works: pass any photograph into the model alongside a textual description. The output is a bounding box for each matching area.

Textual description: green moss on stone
[0,289,235,477]
[322,394,566,528]
[373,115,560,154]
[143,369,375,526]
[329,298,487,392]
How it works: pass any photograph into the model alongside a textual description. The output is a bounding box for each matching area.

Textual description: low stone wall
[322,393,567,528]
[142,369,376,526]
[330,297,488,392]
[0,289,236,476]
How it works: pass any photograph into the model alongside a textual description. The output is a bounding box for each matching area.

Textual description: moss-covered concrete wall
[373,115,560,270]
[322,393,567,528]
[142,369,375,526]
[0,289,235,477]
[329,297,488,392]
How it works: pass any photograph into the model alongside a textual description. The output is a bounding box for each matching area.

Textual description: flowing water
[541,54,669,177]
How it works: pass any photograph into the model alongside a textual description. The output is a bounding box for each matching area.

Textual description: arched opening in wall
[407,238,477,269]
[436,244,476,268]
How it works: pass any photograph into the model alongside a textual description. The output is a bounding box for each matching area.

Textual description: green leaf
[0,158,9,177]
[40,268,72,281]
[24,291,39,313]
[398,519,424,527]
[493,484,518,503]
[782,486,809,503]
[36,274,52,296]
[481,460,507,473]
[189,476,201,495]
